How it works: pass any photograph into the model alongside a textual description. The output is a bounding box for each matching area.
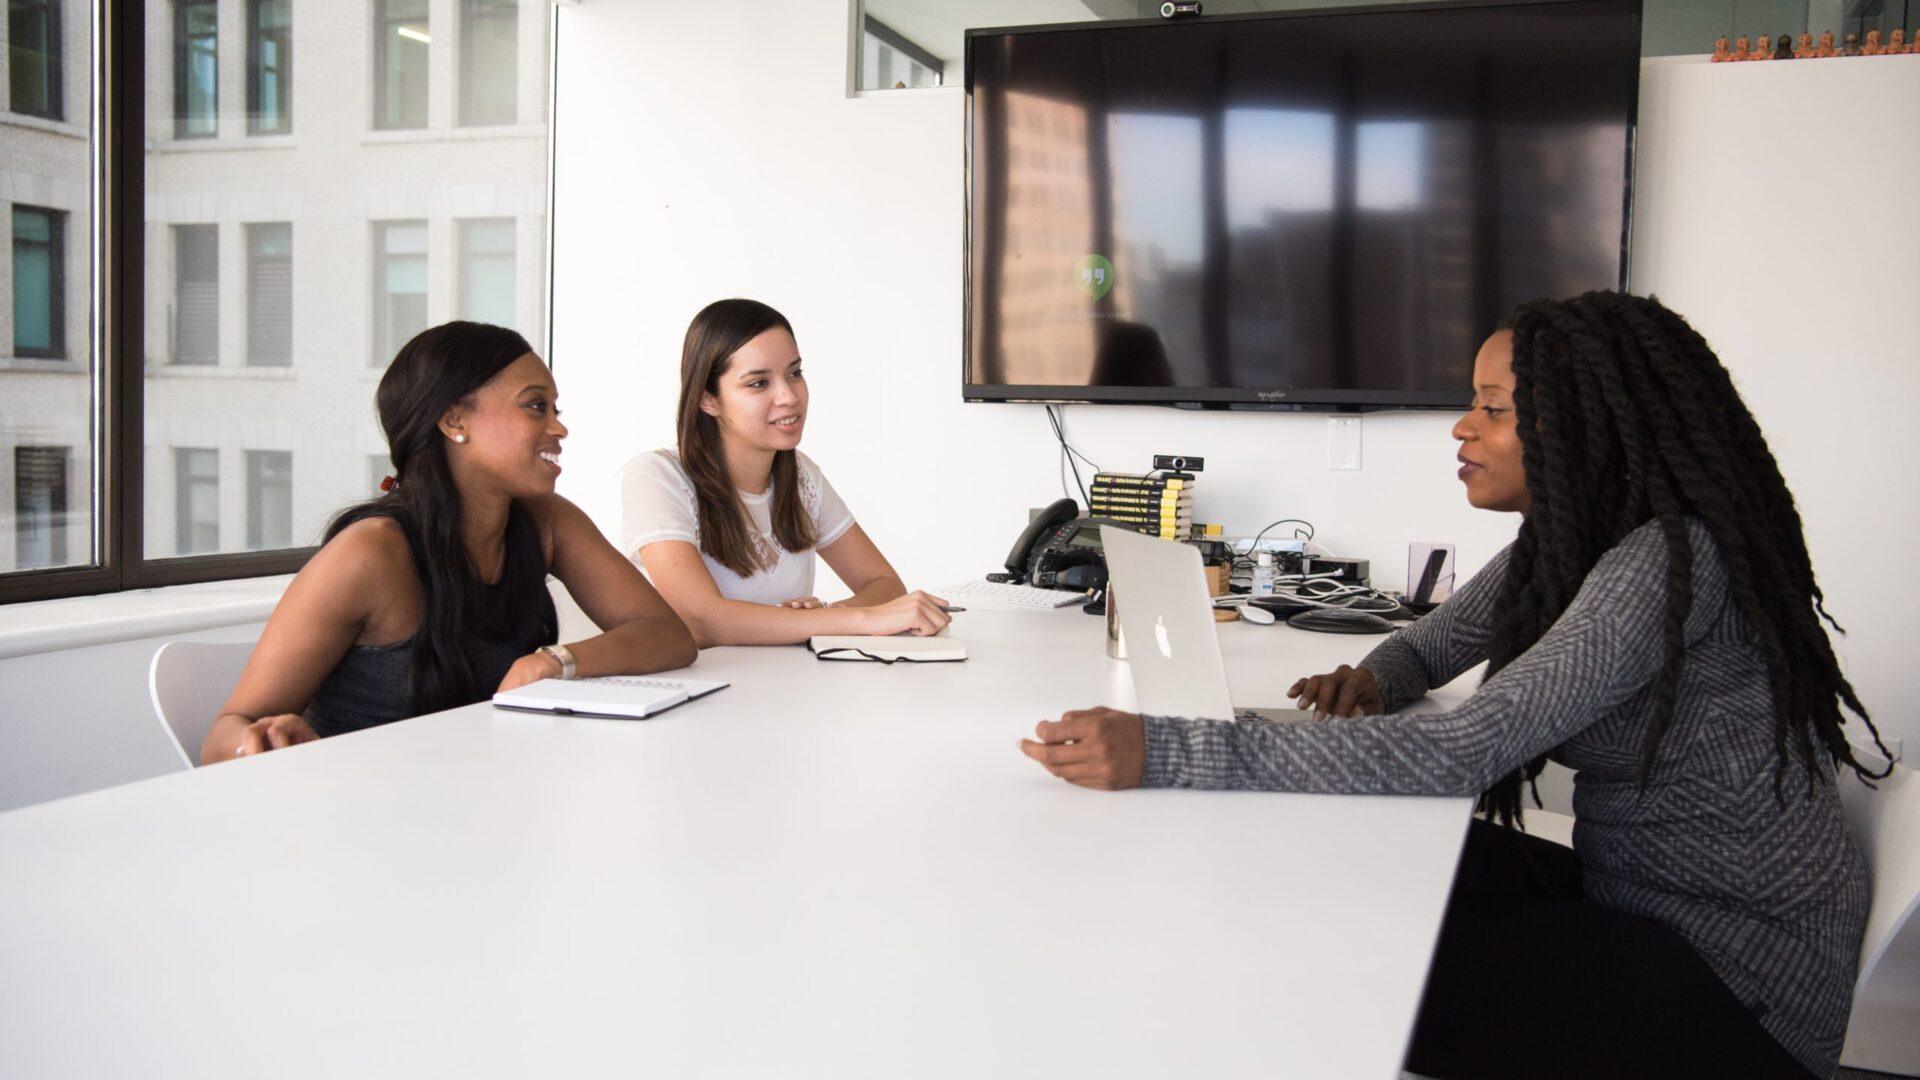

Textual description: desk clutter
[1193,522,1436,635]
[1088,471,1200,540]
[1711,29,1915,60]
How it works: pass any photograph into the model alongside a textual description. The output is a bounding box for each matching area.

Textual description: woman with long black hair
[1019,292,1890,1078]
[202,322,695,761]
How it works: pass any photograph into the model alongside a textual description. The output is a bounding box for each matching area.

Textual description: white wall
[0,621,263,812]
[1628,55,1920,761]
[552,5,1919,774]
[549,0,1520,594]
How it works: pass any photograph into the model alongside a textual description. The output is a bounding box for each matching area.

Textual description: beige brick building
[1,0,550,572]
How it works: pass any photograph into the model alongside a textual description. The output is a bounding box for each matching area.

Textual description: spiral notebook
[491,675,730,719]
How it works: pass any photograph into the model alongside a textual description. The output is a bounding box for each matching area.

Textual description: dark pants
[1403,820,1817,1080]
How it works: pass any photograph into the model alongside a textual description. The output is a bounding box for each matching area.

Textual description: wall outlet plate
[1327,416,1362,470]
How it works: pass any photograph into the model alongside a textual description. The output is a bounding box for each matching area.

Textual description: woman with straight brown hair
[619,298,951,647]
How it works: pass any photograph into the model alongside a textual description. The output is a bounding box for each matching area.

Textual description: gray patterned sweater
[1141,519,1865,1077]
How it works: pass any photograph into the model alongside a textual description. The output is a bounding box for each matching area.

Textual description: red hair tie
[379,475,399,493]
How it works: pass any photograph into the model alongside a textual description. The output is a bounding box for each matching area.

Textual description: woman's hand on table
[1019,707,1146,790]
[856,591,953,637]
[780,595,826,609]
[233,713,319,757]
[497,649,564,693]
[1288,664,1384,721]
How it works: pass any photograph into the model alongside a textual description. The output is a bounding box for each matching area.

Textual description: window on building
[173,448,219,555]
[245,450,293,549]
[374,220,428,364]
[376,0,430,130]
[2,0,558,599]
[460,0,517,126]
[172,224,219,365]
[859,16,943,91]
[8,0,63,120]
[174,0,218,138]
[247,0,291,134]
[11,205,66,358]
[13,446,69,569]
[458,218,515,329]
[246,223,291,366]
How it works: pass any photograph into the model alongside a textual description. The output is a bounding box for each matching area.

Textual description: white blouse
[618,449,856,606]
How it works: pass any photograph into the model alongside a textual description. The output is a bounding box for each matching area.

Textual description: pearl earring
[453,434,467,444]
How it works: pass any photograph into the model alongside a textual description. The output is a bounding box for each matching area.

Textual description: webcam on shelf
[1160,2,1202,18]
[1152,454,1203,473]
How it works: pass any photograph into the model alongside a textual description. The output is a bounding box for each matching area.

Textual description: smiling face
[1450,330,1532,515]
[440,351,567,499]
[700,326,808,456]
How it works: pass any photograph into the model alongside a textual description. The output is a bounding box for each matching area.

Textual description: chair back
[148,641,254,769]
[1838,753,1920,1073]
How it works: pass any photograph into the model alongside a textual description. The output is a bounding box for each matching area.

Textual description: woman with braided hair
[1019,291,1889,1078]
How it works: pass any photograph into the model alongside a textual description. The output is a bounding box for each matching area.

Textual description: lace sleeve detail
[796,452,855,549]
[618,450,700,557]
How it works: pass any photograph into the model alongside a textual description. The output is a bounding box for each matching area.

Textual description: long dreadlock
[1477,291,1890,829]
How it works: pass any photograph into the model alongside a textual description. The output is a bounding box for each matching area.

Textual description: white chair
[1839,753,1920,1074]
[147,640,254,769]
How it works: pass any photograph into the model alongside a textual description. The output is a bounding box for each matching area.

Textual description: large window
[376,0,429,130]
[246,450,293,549]
[458,218,515,328]
[171,224,218,365]
[460,0,518,126]
[9,0,63,120]
[13,447,68,569]
[174,0,218,138]
[858,15,943,91]
[173,448,219,556]
[374,220,428,363]
[2,1,553,601]
[246,222,291,366]
[247,0,291,134]
[0,3,91,586]
[11,205,65,358]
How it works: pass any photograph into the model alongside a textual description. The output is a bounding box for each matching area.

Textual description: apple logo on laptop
[1155,615,1174,660]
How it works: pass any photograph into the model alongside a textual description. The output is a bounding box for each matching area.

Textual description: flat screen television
[964,0,1641,411]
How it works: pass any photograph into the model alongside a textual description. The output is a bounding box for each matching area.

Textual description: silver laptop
[1101,525,1294,723]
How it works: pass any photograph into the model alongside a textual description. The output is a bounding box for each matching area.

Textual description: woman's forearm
[568,613,699,675]
[201,713,254,765]
[834,573,907,609]
[680,598,887,648]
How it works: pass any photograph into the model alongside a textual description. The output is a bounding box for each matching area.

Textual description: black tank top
[303,509,557,738]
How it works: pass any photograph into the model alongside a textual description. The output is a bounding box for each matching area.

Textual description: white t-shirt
[619,449,856,606]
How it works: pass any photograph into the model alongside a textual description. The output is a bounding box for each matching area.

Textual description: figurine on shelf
[1817,31,1837,57]
[1841,32,1862,56]
[1863,29,1883,54]
[1749,34,1772,60]
[1712,36,1733,62]
[1794,32,1815,57]
[1889,29,1908,53]
[1733,35,1752,61]
[1773,33,1794,59]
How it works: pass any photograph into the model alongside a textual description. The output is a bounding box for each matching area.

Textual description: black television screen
[964,0,1640,410]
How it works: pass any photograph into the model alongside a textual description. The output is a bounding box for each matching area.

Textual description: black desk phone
[997,498,1112,591]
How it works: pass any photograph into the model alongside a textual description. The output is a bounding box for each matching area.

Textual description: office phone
[999,498,1113,591]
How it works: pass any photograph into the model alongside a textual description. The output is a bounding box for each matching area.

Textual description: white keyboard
[935,579,1092,611]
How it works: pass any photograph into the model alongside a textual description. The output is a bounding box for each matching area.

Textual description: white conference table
[0,605,1476,1079]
